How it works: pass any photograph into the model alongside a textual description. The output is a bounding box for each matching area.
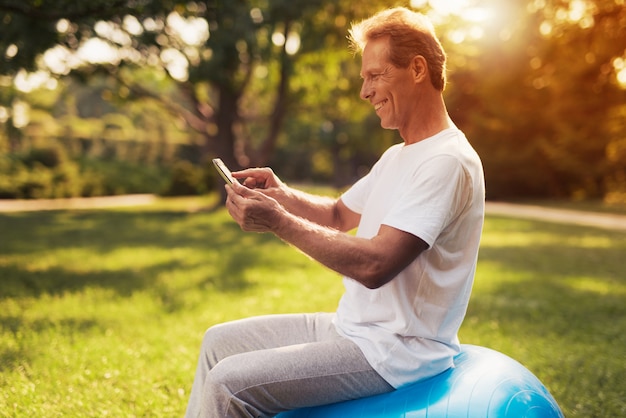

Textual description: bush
[162,160,207,196]
[19,163,54,199]
[0,152,172,199]
[22,146,67,169]
[0,155,20,198]
[77,158,171,196]
[0,138,222,199]
[51,161,83,198]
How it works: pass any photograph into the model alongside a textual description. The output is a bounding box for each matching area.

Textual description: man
[185,7,484,417]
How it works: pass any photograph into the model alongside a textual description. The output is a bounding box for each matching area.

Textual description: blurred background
[1,0,625,203]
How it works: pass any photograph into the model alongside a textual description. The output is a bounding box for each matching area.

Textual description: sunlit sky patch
[410,0,495,23]
[410,0,497,44]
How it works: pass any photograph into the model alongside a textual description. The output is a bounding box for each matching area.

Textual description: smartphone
[212,158,236,185]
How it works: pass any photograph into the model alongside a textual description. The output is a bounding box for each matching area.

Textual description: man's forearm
[272,210,394,289]
[270,186,345,230]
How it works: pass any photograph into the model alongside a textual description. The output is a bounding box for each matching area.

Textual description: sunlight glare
[13,70,58,93]
[433,0,471,15]
[43,45,78,75]
[464,7,494,23]
[539,21,553,36]
[427,0,494,22]
[12,100,30,128]
[411,0,496,42]
[250,8,263,24]
[272,32,285,47]
[166,12,209,46]
[5,44,18,59]
[285,32,301,55]
[160,48,189,81]
[143,17,164,32]
[0,106,8,123]
[78,38,120,65]
[614,57,626,88]
[95,21,132,46]
[56,18,70,33]
[123,15,143,36]
[568,0,587,21]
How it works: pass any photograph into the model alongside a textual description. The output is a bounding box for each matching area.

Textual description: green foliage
[0,0,180,73]
[1,0,625,200]
[21,144,66,168]
[0,199,624,416]
[162,160,209,196]
[0,0,400,178]
[0,149,82,199]
[78,158,171,196]
[0,149,172,199]
[445,0,626,200]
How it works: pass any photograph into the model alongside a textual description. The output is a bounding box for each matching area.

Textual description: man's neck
[400,94,451,145]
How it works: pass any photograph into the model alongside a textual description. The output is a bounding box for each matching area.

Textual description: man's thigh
[205,334,394,416]
[201,312,338,366]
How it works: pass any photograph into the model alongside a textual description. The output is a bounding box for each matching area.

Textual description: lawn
[1,195,625,417]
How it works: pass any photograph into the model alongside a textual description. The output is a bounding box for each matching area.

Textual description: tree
[445,0,626,200]
[4,0,625,202]
[0,0,326,176]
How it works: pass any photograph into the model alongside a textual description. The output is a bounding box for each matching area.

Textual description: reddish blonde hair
[349,7,447,91]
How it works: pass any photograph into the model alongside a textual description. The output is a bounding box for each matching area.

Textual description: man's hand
[225,181,285,233]
[232,167,283,190]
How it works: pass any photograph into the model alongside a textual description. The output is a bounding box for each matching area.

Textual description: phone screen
[212,158,236,185]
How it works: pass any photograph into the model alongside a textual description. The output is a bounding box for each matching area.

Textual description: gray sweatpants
[184,312,394,417]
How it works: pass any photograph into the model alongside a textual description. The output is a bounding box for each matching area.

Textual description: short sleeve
[383,155,472,247]
[340,174,371,215]
[340,145,401,215]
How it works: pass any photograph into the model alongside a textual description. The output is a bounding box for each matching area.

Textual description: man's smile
[375,99,388,111]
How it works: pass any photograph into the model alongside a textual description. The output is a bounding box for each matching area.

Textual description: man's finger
[232,181,264,199]
[230,181,249,196]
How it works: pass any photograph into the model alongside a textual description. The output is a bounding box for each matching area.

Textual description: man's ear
[412,55,428,84]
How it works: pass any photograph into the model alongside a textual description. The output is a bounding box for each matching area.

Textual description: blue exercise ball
[277,344,564,418]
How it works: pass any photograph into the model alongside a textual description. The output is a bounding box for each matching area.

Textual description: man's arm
[225,182,428,289]
[232,167,360,232]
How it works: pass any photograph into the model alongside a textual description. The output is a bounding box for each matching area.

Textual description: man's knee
[200,323,233,367]
[203,358,266,417]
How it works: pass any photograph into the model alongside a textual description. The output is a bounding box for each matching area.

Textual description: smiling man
[185,7,485,418]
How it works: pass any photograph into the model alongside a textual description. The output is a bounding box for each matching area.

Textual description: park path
[1,195,625,232]
[0,194,157,212]
[485,202,626,232]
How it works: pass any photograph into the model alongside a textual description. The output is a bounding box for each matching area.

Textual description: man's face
[359,37,416,131]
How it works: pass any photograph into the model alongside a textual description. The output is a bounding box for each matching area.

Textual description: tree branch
[115,73,213,134]
[0,0,133,21]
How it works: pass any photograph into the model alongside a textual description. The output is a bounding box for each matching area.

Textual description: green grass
[1,196,625,417]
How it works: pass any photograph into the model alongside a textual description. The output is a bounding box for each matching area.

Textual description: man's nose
[360,80,373,101]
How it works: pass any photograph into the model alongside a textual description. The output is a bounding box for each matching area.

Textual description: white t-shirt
[334,128,485,388]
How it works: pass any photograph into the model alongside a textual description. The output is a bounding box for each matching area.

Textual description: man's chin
[379,119,395,130]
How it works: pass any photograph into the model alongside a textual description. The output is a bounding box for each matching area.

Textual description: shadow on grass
[0,208,287,373]
[468,217,625,338]
[0,209,282,300]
